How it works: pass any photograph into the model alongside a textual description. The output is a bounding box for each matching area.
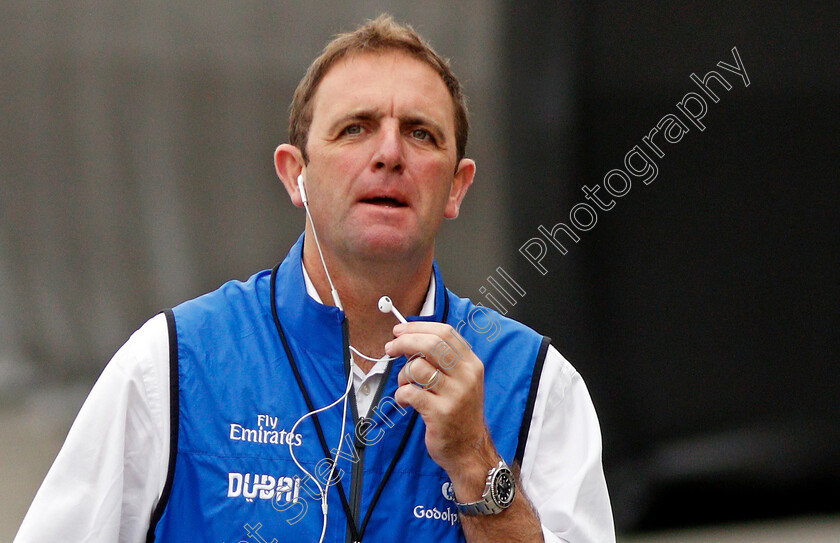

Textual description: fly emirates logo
[229,414,302,447]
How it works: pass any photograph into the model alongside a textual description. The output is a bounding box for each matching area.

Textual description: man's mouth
[361,196,408,208]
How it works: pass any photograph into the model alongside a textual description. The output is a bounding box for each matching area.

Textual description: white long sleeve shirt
[15,274,615,543]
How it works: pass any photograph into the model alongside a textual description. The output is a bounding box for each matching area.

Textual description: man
[16,15,614,543]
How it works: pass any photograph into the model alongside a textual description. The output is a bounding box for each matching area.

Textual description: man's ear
[444,158,476,219]
[274,143,306,208]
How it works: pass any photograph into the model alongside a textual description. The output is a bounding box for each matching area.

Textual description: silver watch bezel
[489,463,516,508]
[454,459,516,516]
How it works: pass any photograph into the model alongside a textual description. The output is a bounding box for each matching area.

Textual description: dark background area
[503,1,840,532]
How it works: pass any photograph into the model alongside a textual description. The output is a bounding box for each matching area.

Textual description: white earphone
[296,173,308,205]
[378,296,408,324]
[297,172,341,310]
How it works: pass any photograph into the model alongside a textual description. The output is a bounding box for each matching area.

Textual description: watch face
[491,468,516,508]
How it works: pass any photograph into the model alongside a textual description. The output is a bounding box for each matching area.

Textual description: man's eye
[411,128,431,141]
[344,124,363,135]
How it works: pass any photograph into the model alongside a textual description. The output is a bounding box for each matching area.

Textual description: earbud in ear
[296,173,308,205]
[378,296,407,324]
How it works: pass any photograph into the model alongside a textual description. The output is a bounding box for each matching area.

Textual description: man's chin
[346,231,427,262]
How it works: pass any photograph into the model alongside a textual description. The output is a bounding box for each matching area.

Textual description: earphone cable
[303,199,343,311]
[287,363,355,543]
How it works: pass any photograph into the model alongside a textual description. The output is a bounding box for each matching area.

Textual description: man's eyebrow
[328,109,381,132]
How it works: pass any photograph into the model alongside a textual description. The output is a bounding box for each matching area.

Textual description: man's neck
[301,238,433,373]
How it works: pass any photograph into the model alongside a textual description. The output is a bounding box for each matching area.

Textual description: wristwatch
[454,459,516,515]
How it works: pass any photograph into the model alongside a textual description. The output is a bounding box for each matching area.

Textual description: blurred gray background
[2,1,838,541]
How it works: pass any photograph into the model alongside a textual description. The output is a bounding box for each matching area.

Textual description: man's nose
[372,122,403,173]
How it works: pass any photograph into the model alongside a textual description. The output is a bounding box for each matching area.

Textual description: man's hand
[386,321,497,499]
[386,322,544,541]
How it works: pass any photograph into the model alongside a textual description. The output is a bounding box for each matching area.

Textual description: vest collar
[272,234,448,357]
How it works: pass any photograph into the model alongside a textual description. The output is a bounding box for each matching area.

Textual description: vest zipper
[347,443,365,543]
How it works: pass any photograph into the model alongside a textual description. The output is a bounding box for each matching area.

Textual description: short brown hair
[289,14,469,163]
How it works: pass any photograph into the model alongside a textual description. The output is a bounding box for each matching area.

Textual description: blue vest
[148,235,549,542]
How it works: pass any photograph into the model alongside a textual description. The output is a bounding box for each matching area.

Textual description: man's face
[301,50,473,262]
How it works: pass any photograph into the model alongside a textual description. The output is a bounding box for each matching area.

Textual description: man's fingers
[394,380,452,413]
[393,322,471,354]
[395,381,432,410]
[398,354,444,391]
[386,329,473,377]
[386,333,446,361]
